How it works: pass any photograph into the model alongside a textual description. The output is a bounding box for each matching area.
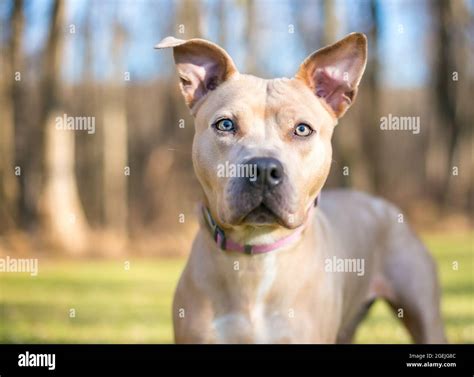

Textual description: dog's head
[156,34,367,234]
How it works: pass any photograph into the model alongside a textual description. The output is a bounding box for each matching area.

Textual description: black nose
[246,157,284,188]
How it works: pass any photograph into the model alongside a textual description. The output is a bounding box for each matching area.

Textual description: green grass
[0,259,182,343]
[0,232,472,343]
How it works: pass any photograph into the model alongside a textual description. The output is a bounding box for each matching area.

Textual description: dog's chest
[211,306,302,343]
[210,255,314,343]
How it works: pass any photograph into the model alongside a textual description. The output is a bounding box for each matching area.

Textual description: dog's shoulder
[320,188,401,225]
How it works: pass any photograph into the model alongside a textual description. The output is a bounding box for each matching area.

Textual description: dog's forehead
[219,74,310,102]
[201,74,330,121]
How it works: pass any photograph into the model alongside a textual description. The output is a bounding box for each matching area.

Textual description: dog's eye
[294,123,313,137]
[214,118,235,132]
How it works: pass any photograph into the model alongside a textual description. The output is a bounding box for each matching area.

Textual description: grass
[0,232,472,344]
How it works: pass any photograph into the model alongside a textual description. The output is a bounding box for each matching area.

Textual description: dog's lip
[247,203,275,216]
[240,203,283,226]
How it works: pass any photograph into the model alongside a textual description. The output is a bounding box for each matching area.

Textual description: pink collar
[202,197,318,255]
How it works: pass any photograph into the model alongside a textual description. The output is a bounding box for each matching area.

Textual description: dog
[155,33,446,344]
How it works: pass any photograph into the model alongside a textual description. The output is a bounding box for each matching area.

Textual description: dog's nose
[246,157,283,188]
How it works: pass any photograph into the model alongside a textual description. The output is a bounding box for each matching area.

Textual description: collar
[202,196,319,255]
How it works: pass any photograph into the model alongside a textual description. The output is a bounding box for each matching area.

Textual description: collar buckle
[244,245,253,255]
[213,226,226,251]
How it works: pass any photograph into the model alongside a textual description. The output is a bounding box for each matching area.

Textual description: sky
[0,0,459,88]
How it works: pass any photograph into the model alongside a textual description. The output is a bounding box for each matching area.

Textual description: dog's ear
[295,33,367,118]
[155,37,238,109]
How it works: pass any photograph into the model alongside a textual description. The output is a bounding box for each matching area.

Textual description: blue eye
[215,118,235,132]
[294,123,313,137]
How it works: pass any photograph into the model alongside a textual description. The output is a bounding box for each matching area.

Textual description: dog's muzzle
[202,198,318,255]
[225,157,298,227]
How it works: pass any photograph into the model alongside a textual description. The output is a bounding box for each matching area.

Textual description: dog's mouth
[242,203,279,225]
[225,176,299,228]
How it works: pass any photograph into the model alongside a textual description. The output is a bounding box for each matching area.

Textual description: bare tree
[0,0,22,231]
[359,0,383,192]
[432,0,472,208]
[40,0,90,254]
[320,0,352,188]
[244,0,258,74]
[177,0,203,38]
[322,0,337,45]
[102,19,128,233]
[217,0,228,48]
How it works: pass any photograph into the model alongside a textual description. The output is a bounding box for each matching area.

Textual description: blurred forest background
[0,0,472,343]
[0,0,472,256]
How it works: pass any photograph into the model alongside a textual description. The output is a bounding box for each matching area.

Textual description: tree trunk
[432,0,471,209]
[217,0,228,48]
[359,0,383,193]
[39,0,90,254]
[177,0,203,38]
[102,21,128,235]
[0,0,22,231]
[244,0,258,74]
[321,0,352,188]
